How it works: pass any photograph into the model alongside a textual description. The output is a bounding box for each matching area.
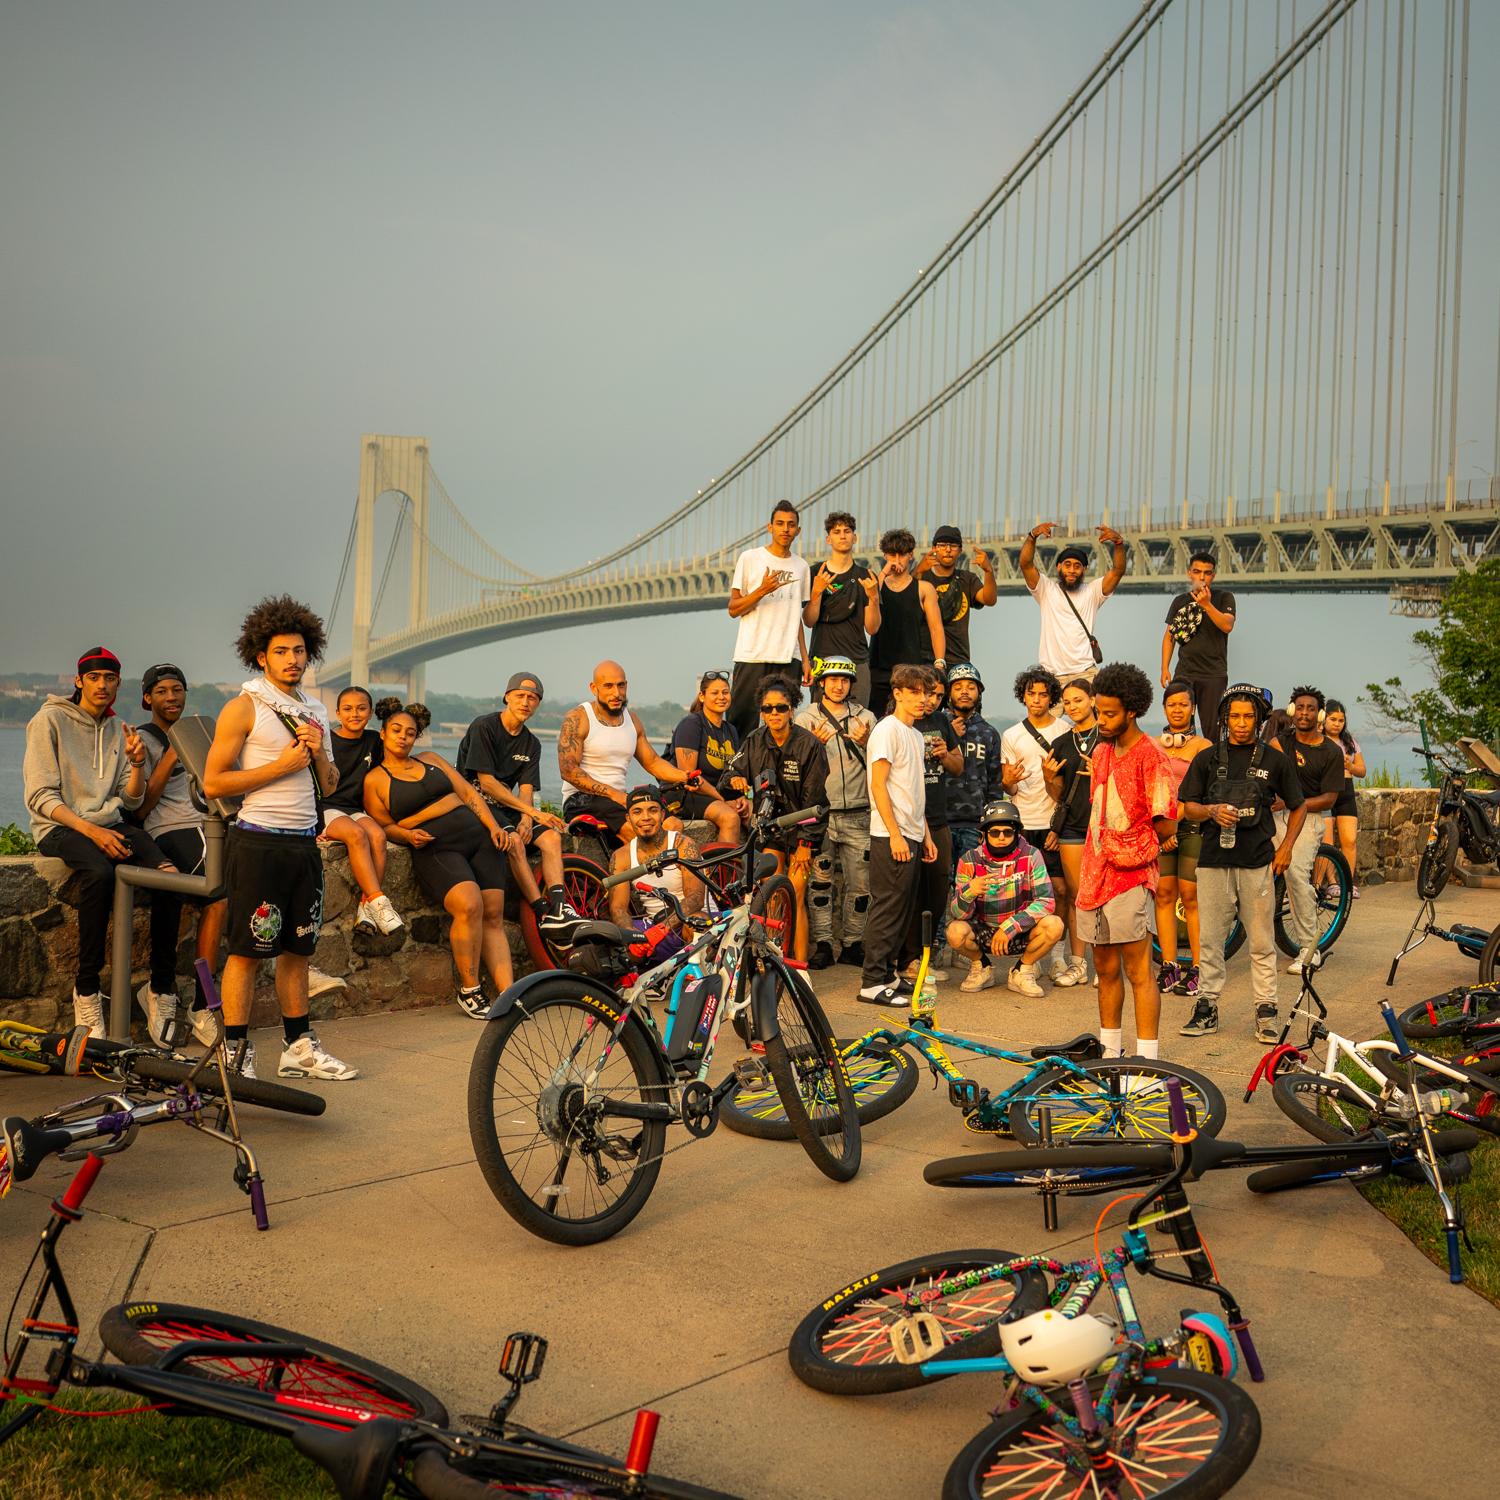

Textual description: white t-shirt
[1000,716,1067,829]
[1028,574,1108,678]
[868,716,926,841]
[731,546,811,664]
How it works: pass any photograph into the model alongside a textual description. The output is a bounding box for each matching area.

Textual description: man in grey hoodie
[24,647,178,1042]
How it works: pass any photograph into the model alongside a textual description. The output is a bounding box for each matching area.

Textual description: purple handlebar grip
[1165,1077,1189,1136]
[195,958,222,1013]
[1234,1325,1265,1382]
[250,1178,269,1231]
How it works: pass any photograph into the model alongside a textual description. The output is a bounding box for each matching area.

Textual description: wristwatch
[934,657,947,673]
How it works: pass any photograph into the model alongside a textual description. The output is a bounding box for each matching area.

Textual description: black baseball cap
[142,663,187,693]
[932,525,963,545]
[626,785,665,809]
[504,671,544,700]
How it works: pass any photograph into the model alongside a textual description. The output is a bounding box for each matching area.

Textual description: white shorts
[321,808,373,830]
[1075,886,1156,946]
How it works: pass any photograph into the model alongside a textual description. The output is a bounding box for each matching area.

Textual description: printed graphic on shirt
[250,902,282,945]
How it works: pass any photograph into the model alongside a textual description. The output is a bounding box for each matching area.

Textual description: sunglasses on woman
[699,670,730,689]
[760,701,792,714]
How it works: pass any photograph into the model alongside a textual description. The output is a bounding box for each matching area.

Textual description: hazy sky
[1,1,1482,721]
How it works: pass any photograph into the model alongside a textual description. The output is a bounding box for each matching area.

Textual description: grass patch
[1,1389,337,1499]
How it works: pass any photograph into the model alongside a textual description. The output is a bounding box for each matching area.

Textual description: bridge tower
[351,434,430,701]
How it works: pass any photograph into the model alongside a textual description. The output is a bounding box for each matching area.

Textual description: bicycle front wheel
[130,1053,327,1117]
[98,1302,447,1423]
[467,985,670,1245]
[1396,983,1500,1038]
[719,1037,918,1141]
[749,872,797,951]
[1274,844,1352,958]
[1006,1059,1227,1144]
[1416,816,1460,901]
[943,1368,1261,1500]
[759,962,861,1180]
[407,1444,741,1499]
[788,1250,1049,1395]
[1270,1071,1392,1143]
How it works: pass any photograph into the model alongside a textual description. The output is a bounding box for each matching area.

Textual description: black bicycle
[1,1151,740,1499]
[1413,739,1500,900]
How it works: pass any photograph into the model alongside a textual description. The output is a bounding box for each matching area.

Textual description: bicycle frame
[1386,896,1490,987]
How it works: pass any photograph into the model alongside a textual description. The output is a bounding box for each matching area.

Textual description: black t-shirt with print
[1180,740,1305,870]
[1049,726,1098,838]
[1165,588,1236,676]
[457,714,543,806]
[1272,734,1346,806]
[667,711,741,791]
[929,568,986,664]
[323,729,384,813]
[808,560,874,665]
[915,710,961,829]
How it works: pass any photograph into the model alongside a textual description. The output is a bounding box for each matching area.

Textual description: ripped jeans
[808,809,872,948]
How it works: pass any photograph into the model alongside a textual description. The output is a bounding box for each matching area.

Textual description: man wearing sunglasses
[725,678,828,964]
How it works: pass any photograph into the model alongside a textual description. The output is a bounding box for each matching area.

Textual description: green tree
[1364,557,1500,751]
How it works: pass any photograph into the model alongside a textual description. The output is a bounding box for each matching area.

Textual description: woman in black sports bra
[363,698,512,1018]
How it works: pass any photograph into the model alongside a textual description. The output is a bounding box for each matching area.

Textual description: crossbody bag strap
[1058,583,1102,653]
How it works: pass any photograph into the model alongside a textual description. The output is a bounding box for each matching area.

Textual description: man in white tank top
[556,660,704,837]
[203,596,357,1083]
[607,787,706,962]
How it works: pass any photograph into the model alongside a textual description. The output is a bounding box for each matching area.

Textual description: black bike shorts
[225,827,323,958]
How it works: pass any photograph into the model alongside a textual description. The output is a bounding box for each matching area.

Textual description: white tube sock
[1100,1027,1124,1058]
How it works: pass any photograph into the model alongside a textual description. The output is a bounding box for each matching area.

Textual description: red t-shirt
[1077,734,1177,910]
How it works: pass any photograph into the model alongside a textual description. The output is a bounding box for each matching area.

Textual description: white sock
[1136,1036,1160,1060]
[1100,1027,1124,1058]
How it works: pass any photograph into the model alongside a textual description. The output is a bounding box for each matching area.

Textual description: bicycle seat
[288,1417,409,1500]
[1472,788,1500,807]
[1,1115,74,1185]
[564,920,635,948]
[1028,1033,1104,1062]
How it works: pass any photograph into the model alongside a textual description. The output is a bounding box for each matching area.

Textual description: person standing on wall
[726,500,812,738]
[867,528,945,716]
[1160,552,1236,738]
[803,510,880,708]
[914,525,997,667]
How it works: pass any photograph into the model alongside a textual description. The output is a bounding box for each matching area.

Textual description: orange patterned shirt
[1077,734,1177,910]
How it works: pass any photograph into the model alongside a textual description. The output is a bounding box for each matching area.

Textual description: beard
[1059,573,1084,593]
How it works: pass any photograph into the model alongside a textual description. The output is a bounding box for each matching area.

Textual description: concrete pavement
[4,881,1499,1498]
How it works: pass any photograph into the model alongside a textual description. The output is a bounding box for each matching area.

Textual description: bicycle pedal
[949,1078,988,1111]
[732,1055,771,1088]
[888,1312,946,1365]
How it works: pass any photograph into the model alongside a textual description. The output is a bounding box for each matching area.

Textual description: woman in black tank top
[364,699,513,1018]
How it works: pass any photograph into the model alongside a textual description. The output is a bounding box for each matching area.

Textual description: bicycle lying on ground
[0,961,324,1226]
[467,801,859,1245]
[1391,978,1500,1042]
[1385,896,1495,989]
[720,914,1228,1146]
[0,1151,740,1498]
[790,1081,1264,1499]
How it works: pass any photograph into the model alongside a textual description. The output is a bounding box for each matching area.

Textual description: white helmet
[999,1308,1117,1385]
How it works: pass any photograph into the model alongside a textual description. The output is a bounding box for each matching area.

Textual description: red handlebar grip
[625,1409,660,1475]
[61,1153,105,1211]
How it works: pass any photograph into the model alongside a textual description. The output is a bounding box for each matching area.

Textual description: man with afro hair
[1074,662,1178,1059]
[202,595,357,1083]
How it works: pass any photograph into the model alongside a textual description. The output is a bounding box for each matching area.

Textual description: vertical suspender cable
[1429,0,1455,488]
[1444,0,1470,489]
[1182,3,1205,517]
[1394,6,1417,491]
[1169,3,1191,514]
[1381,0,1405,488]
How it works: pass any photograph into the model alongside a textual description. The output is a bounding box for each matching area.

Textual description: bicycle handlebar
[771,803,825,830]
[60,1152,104,1211]
[602,862,649,890]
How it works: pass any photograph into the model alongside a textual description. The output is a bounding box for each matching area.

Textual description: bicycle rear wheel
[98,1302,447,1423]
[1274,844,1351,958]
[942,1368,1261,1500]
[788,1250,1049,1395]
[467,984,670,1245]
[1270,1072,1393,1143]
[521,853,612,970]
[759,961,861,1180]
[129,1053,327,1117]
[1006,1059,1226,1144]
[1416,816,1460,901]
[407,1444,741,1499]
[1395,984,1500,1040]
[719,1037,918,1141]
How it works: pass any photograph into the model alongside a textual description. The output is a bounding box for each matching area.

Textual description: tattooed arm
[559,705,626,803]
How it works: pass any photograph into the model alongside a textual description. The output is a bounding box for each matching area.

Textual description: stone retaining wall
[0,790,1447,1027]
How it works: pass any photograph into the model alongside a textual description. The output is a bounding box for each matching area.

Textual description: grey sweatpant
[809,809,871,947]
[1276,811,1326,960]
[1197,863,1278,1010]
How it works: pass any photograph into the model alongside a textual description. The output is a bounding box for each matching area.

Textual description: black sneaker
[1179,998,1219,1037]
[1254,1003,1280,1043]
[1171,965,1200,998]
[539,909,589,944]
[839,941,864,969]
[809,941,836,970]
[1155,961,1182,993]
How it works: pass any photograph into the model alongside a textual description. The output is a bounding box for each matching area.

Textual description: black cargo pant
[861,835,923,989]
[38,823,175,995]
[728,659,802,740]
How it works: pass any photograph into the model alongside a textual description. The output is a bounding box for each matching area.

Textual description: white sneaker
[228,1038,257,1079]
[1052,959,1089,988]
[1285,957,1303,974]
[188,1007,220,1048]
[354,902,377,933]
[307,967,346,999]
[363,894,404,935]
[1007,964,1045,999]
[959,961,995,993]
[278,1034,357,1080]
[72,989,105,1041]
[136,981,178,1049]
[456,985,490,1019]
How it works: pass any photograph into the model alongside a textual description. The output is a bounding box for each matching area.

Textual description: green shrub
[0,822,36,855]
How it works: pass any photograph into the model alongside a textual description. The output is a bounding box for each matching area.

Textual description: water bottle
[1418,1086,1456,1118]
[915,972,938,1016]
[1219,806,1238,851]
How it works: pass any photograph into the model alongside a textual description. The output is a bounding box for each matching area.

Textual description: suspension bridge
[320,0,1500,695]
